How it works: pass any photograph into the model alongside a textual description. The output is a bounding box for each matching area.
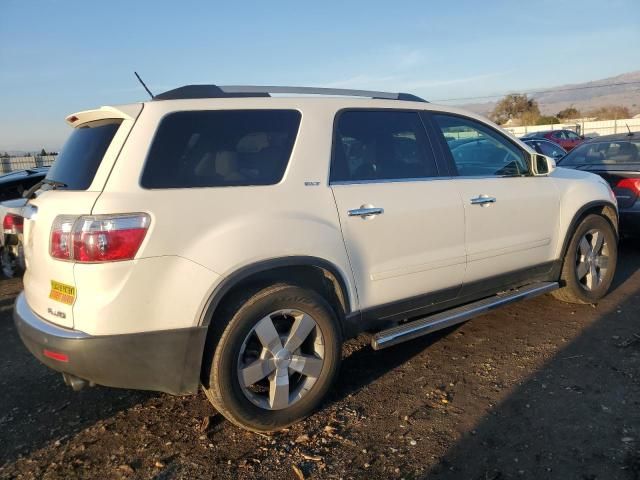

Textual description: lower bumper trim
[14,292,207,395]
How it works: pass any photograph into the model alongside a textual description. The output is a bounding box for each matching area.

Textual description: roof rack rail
[153,85,428,103]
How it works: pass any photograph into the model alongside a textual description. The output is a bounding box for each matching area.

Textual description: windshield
[560,140,640,166]
[46,119,122,190]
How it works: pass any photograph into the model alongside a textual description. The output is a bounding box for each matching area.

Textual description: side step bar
[371,282,559,350]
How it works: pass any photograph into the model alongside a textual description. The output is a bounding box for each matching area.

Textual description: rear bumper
[13,292,207,395]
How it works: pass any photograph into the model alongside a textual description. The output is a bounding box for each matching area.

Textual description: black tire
[1,247,16,278]
[552,214,617,304]
[202,284,342,432]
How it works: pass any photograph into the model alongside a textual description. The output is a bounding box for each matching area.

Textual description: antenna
[134,72,155,99]
[626,123,634,136]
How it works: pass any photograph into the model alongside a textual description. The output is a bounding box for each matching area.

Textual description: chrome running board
[371,282,559,350]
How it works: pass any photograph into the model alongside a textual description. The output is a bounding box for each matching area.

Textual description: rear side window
[47,119,122,190]
[141,110,301,188]
[331,110,438,182]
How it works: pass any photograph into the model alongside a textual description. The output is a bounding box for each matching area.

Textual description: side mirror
[532,154,556,176]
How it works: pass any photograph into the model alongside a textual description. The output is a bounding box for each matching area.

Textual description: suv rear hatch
[22,104,142,328]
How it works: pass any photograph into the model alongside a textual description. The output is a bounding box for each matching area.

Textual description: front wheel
[203,284,342,432]
[552,214,617,304]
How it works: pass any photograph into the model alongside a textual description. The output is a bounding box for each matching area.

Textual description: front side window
[331,110,438,182]
[433,114,528,177]
[141,110,301,188]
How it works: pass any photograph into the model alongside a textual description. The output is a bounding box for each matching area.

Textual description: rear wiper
[42,179,68,189]
[24,179,68,199]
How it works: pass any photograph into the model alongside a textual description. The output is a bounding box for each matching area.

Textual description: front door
[428,113,561,288]
[330,109,466,316]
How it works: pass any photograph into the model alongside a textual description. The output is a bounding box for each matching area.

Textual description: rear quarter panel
[90,100,357,329]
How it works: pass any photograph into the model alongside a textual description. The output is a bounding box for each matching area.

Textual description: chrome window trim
[330,174,527,186]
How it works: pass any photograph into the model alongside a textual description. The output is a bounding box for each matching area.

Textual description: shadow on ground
[0,277,152,465]
[425,240,640,479]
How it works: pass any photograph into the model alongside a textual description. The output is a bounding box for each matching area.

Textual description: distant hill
[462,70,640,118]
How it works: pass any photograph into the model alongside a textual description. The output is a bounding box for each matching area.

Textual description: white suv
[14,85,618,432]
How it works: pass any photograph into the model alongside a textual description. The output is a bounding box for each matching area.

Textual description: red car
[522,129,586,151]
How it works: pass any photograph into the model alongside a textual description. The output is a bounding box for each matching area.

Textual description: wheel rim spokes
[238,309,324,410]
[254,316,284,354]
[269,368,290,409]
[576,229,608,291]
[289,354,323,377]
[240,357,276,387]
[284,313,316,352]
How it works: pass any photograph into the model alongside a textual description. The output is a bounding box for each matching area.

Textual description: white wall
[504,118,640,138]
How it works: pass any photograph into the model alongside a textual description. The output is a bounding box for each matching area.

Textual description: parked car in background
[523,138,567,161]
[0,167,49,277]
[522,129,585,151]
[0,198,26,277]
[14,85,618,432]
[558,133,639,234]
[0,167,49,201]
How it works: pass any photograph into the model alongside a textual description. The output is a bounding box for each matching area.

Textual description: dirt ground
[1,244,640,480]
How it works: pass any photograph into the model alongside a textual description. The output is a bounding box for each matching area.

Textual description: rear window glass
[47,119,122,190]
[561,141,640,165]
[141,110,301,189]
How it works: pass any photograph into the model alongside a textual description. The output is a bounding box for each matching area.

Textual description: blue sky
[1,0,639,151]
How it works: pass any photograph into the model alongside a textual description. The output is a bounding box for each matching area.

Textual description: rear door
[23,106,141,328]
[426,112,560,290]
[330,109,466,316]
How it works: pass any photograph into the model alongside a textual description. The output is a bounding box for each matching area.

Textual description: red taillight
[43,349,69,362]
[2,213,23,234]
[617,178,640,196]
[50,214,150,262]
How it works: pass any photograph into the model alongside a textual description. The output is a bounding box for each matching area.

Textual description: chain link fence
[0,155,57,174]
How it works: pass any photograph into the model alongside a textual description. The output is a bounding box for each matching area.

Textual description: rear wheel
[552,214,617,304]
[203,284,342,432]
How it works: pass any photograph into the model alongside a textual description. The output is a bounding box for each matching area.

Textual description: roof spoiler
[65,104,142,126]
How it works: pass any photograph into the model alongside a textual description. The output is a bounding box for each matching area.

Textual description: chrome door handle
[470,195,496,206]
[348,206,384,218]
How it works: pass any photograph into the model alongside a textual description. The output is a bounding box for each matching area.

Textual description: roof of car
[152,84,429,103]
[581,132,638,143]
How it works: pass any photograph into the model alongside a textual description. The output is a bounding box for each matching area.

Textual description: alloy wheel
[575,228,609,291]
[237,309,325,410]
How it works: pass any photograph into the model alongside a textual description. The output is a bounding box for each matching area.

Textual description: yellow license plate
[49,280,76,305]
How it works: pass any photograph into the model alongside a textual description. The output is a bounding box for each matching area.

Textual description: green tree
[40,148,47,156]
[490,94,540,125]
[557,107,580,120]
[588,105,631,120]
[536,115,560,125]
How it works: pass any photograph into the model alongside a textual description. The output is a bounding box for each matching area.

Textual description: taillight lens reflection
[50,214,150,262]
[50,216,75,260]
